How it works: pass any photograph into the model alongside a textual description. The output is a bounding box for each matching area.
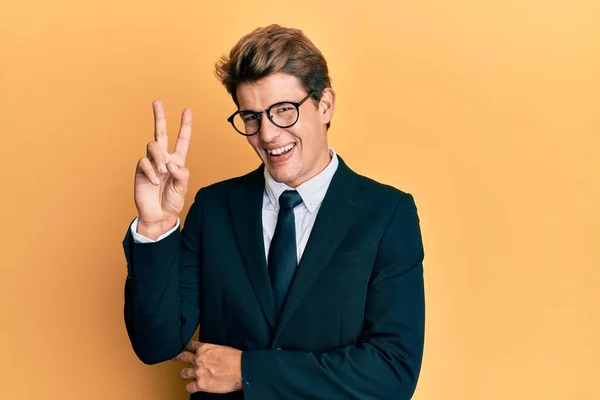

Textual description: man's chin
[267,168,298,186]
[270,172,293,184]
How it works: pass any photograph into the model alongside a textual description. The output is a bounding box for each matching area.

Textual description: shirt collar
[264,147,339,213]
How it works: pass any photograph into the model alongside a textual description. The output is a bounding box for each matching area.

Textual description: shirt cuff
[130,216,180,243]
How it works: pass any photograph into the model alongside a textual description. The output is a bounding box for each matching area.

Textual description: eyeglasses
[227,92,316,136]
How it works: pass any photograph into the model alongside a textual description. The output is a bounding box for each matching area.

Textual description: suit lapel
[228,165,277,329]
[272,158,364,343]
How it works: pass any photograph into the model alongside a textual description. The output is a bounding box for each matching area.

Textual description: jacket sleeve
[241,193,425,400]
[123,190,203,364]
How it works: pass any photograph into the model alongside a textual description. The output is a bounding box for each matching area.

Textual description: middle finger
[181,367,195,380]
[153,100,169,150]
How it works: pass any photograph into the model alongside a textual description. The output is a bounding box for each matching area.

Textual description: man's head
[215,24,335,188]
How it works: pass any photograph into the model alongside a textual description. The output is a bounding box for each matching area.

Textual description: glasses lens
[270,103,298,128]
[233,112,259,135]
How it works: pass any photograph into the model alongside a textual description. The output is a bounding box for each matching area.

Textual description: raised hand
[134,101,193,239]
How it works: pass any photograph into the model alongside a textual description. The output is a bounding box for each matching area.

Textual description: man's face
[236,73,335,188]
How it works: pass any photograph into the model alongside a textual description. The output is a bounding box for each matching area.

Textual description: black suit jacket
[123,156,425,399]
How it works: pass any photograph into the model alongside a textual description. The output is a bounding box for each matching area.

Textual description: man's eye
[242,114,258,122]
[275,106,293,114]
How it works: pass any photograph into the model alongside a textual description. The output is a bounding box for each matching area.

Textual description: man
[123,24,425,399]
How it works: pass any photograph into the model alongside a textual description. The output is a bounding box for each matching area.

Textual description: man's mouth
[266,143,295,157]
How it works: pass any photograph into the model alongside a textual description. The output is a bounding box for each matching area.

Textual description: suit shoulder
[348,170,421,236]
[353,171,415,205]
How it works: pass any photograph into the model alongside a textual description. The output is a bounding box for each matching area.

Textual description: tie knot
[278,190,303,210]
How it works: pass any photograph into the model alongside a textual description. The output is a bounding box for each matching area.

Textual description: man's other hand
[173,341,243,394]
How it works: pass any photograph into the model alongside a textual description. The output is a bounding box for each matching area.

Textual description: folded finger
[173,350,196,365]
[185,340,202,352]
[180,367,194,380]
[136,157,160,186]
[146,141,167,174]
[186,379,200,393]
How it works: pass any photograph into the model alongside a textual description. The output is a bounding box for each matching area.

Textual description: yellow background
[1,0,598,399]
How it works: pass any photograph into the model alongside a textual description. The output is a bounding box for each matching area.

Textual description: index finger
[153,100,168,150]
[172,350,196,365]
[185,340,201,353]
[174,108,193,160]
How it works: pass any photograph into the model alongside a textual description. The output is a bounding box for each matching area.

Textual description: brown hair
[215,24,332,128]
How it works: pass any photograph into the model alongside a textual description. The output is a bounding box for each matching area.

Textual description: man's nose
[259,113,281,142]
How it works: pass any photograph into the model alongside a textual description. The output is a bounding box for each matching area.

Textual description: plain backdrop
[1,0,598,399]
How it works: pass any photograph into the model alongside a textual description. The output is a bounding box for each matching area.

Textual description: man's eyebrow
[238,99,293,113]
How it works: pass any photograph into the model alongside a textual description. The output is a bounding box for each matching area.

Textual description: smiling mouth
[266,143,295,156]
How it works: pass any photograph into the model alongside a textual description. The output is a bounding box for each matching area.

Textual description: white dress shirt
[131,148,339,263]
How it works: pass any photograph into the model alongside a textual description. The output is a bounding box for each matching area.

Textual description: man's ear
[319,87,335,125]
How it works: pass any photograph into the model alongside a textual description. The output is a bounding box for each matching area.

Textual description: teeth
[267,143,294,155]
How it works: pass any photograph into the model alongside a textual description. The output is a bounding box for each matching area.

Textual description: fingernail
[171,163,178,170]
[153,178,160,185]
[159,164,167,174]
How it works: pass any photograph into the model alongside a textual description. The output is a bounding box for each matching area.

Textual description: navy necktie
[268,190,303,318]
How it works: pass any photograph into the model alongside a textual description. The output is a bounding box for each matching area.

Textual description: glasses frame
[227,91,317,136]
